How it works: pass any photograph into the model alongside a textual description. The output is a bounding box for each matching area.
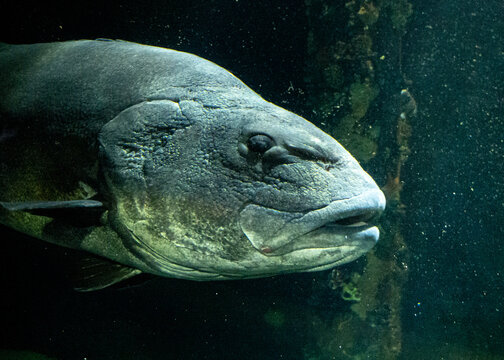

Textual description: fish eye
[247,134,274,153]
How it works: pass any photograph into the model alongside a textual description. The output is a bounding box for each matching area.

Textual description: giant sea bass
[0,40,385,290]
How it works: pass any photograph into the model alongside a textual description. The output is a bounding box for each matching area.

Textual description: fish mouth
[330,211,377,227]
[265,200,383,256]
[241,189,386,257]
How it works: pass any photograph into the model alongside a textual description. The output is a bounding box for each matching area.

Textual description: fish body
[0,40,385,289]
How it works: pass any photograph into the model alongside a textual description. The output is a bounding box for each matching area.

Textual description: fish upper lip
[323,190,385,225]
[301,188,386,233]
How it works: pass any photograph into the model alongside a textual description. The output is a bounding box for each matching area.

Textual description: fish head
[99,94,385,280]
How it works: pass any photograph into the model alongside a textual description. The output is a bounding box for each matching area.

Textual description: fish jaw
[240,188,385,257]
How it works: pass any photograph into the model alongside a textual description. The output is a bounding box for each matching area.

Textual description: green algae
[0,350,56,360]
[341,273,362,302]
[357,2,380,26]
[331,79,380,162]
[263,308,286,329]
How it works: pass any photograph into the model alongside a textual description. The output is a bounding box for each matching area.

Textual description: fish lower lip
[261,224,379,257]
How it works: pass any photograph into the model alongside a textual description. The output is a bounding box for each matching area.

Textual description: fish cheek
[100,108,253,268]
[107,162,251,268]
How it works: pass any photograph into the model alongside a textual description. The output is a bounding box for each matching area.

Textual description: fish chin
[274,225,379,271]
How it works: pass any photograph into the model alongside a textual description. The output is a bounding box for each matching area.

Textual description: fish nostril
[324,163,335,171]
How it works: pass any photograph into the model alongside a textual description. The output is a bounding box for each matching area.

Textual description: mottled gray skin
[0,40,385,280]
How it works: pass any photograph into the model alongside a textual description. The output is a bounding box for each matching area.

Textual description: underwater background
[0,0,503,359]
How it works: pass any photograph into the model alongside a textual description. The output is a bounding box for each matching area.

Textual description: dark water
[1,1,503,359]
[399,1,503,357]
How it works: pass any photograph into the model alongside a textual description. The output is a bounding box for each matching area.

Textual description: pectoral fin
[72,255,143,292]
[0,200,104,226]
